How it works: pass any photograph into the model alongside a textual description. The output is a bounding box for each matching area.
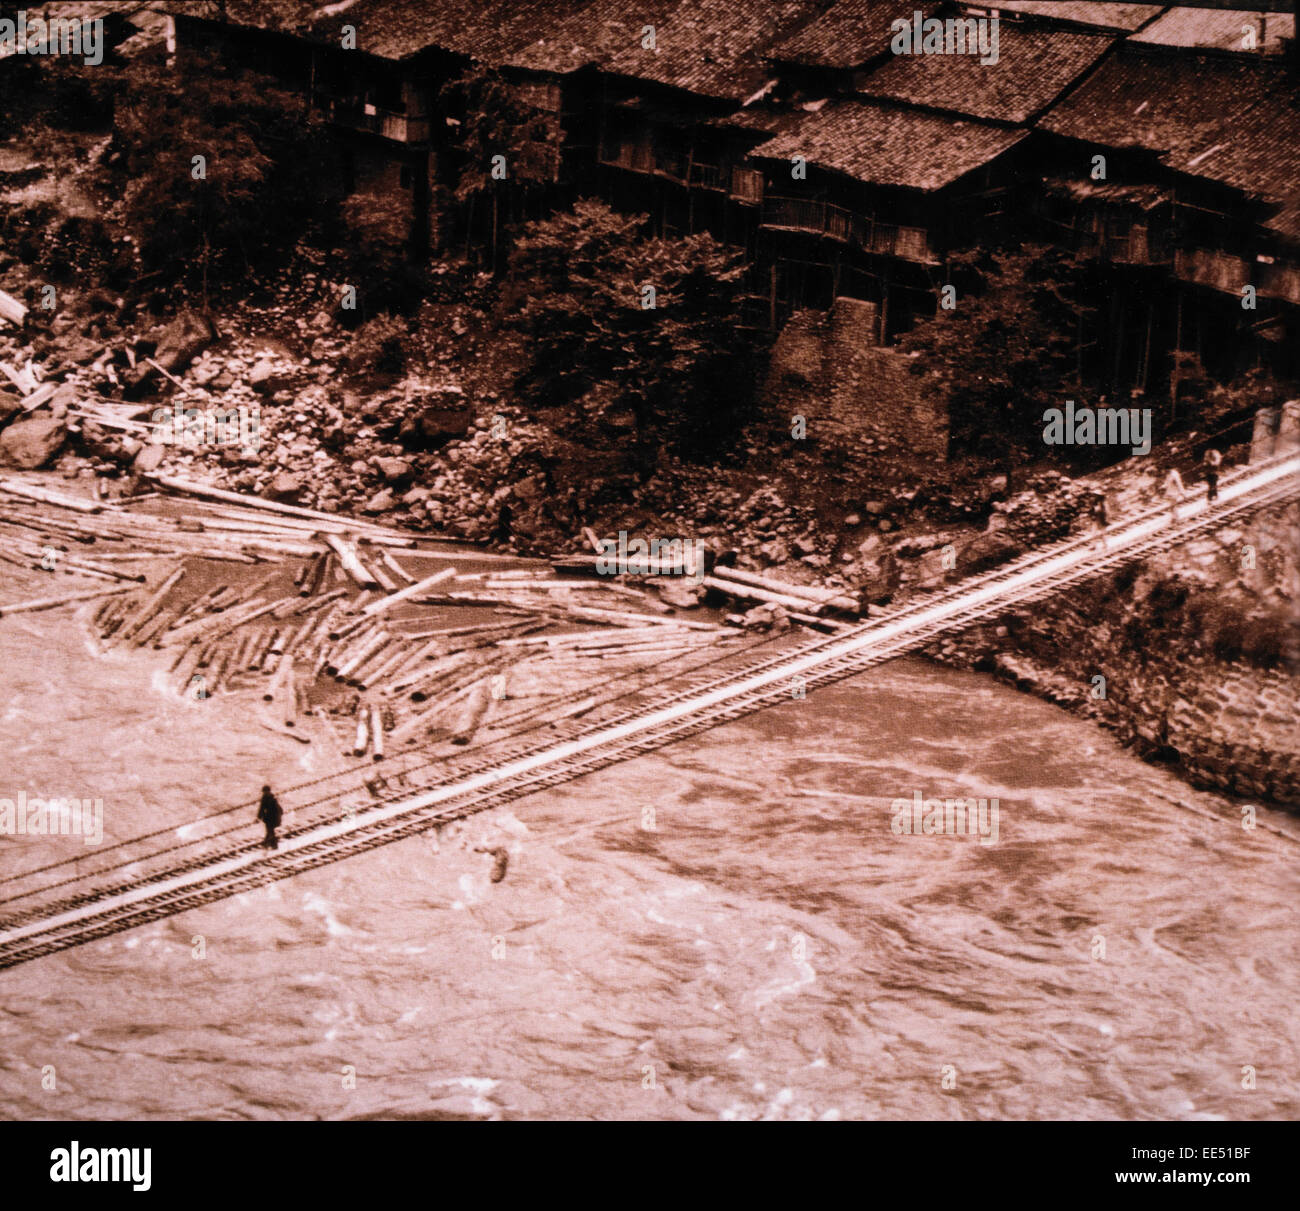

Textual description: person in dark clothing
[257,785,282,850]
[1203,447,1222,502]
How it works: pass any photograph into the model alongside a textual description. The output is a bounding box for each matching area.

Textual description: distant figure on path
[257,785,282,850]
[1203,447,1222,502]
[1163,467,1186,519]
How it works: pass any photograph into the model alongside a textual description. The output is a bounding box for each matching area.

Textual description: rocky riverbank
[929,498,1300,809]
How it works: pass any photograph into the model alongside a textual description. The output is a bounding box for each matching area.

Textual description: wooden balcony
[597,141,654,174]
[763,196,863,244]
[1173,248,1251,294]
[315,96,429,144]
[762,198,935,262]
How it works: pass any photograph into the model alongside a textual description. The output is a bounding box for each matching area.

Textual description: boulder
[132,443,166,473]
[0,392,21,427]
[248,357,292,395]
[375,456,412,485]
[363,488,396,514]
[154,309,216,374]
[48,381,81,417]
[0,414,67,468]
[654,579,703,610]
[266,471,305,503]
[400,388,473,446]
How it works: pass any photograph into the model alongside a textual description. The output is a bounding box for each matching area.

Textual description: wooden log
[207,644,233,693]
[147,474,416,544]
[0,289,27,326]
[324,533,380,589]
[291,585,347,617]
[20,382,57,412]
[380,551,415,585]
[297,552,323,596]
[562,603,720,630]
[709,565,857,611]
[337,630,392,683]
[370,704,385,761]
[353,701,370,756]
[701,574,826,614]
[325,620,380,672]
[361,566,456,617]
[134,604,183,648]
[327,621,385,674]
[388,695,452,746]
[263,645,294,703]
[313,706,348,753]
[172,641,205,690]
[353,641,414,690]
[0,583,134,617]
[371,558,399,594]
[282,662,299,728]
[115,567,186,641]
[0,478,104,514]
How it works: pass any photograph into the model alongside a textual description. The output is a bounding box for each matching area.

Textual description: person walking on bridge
[1203,447,1222,502]
[257,785,283,850]
[1163,466,1186,520]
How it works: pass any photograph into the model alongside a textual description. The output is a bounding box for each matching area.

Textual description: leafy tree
[104,54,340,298]
[438,68,559,268]
[901,245,1089,488]
[506,199,754,477]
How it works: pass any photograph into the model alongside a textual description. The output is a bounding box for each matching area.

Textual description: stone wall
[763,297,949,460]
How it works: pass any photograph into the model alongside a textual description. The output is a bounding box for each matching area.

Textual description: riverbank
[928,497,1300,809]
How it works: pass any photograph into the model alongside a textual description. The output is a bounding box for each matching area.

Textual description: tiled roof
[768,0,932,69]
[990,3,1167,33]
[859,22,1115,124]
[179,0,604,65]
[501,0,662,74]
[598,0,835,100]
[180,0,833,89]
[750,98,1026,190]
[1130,7,1295,56]
[1040,48,1300,237]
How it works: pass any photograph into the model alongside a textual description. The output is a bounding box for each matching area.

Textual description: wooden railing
[762,198,934,262]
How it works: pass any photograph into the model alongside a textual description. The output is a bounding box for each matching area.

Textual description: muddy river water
[0,608,1296,1120]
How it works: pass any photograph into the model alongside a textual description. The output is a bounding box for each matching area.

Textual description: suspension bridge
[1,449,1297,971]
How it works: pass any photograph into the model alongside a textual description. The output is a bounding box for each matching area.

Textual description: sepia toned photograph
[0,0,1295,1168]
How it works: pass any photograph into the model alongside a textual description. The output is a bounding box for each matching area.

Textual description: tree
[105,54,340,298]
[901,245,1089,489]
[438,68,560,269]
[506,199,754,478]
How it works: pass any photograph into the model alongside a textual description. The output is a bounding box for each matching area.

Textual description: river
[1,609,1297,1121]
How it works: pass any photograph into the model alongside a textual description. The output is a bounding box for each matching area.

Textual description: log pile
[2,473,744,764]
